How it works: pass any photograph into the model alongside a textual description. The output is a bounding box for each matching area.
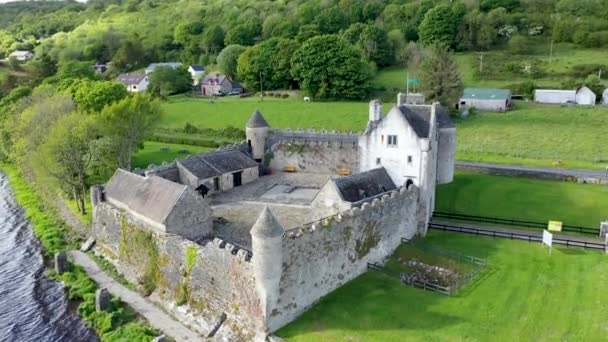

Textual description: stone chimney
[397,92,425,105]
[369,99,382,122]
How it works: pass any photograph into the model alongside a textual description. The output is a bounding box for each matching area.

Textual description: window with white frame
[387,135,398,146]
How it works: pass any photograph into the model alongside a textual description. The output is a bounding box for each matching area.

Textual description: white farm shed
[534,89,576,104]
[602,89,608,105]
[575,86,596,105]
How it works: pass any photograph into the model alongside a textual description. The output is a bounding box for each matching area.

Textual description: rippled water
[0,172,98,342]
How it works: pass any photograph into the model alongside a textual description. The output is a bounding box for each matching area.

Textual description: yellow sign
[548,220,562,232]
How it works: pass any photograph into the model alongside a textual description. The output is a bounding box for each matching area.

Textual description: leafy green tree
[584,74,603,99]
[147,66,193,99]
[508,34,528,54]
[72,80,128,113]
[225,23,261,46]
[419,44,463,107]
[99,95,162,170]
[359,25,394,66]
[111,39,145,72]
[31,53,58,80]
[419,6,460,48]
[236,40,277,90]
[201,25,225,54]
[295,24,321,43]
[291,35,372,99]
[35,112,98,214]
[217,44,246,80]
[57,61,97,80]
[272,39,299,89]
[315,7,348,34]
[481,0,521,12]
[342,23,367,44]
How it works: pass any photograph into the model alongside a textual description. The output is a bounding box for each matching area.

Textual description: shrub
[281,93,290,98]
[183,122,199,134]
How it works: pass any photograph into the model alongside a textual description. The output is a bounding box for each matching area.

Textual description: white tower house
[246,109,270,161]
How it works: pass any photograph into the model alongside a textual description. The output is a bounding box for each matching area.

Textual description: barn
[534,89,576,104]
[575,86,596,106]
[459,88,512,112]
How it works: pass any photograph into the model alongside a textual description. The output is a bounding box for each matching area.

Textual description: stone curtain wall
[268,185,419,331]
[92,203,263,339]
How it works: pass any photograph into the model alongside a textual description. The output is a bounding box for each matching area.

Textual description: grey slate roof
[116,73,147,85]
[247,109,269,128]
[189,65,205,71]
[177,149,258,180]
[105,169,187,225]
[201,150,258,174]
[251,206,284,238]
[397,104,455,137]
[335,167,396,202]
[202,74,227,85]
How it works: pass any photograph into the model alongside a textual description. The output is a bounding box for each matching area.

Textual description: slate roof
[251,206,284,238]
[177,149,258,180]
[397,104,454,137]
[334,167,396,203]
[247,109,269,128]
[104,169,187,225]
[189,65,205,71]
[202,74,227,85]
[461,88,512,100]
[116,73,147,85]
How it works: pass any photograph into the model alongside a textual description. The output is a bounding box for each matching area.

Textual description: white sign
[542,230,553,253]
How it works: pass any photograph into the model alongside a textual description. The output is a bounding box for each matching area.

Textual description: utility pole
[599,69,602,80]
[406,71,409,94]
[549,40,554,64]
[259,71,264,102]
[479,52,484,74]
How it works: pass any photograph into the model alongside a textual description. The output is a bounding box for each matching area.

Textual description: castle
[90,93,456,340]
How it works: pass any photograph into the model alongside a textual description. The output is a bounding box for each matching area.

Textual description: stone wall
[266,185,419,331]
[269,141,359,175]
[92,202,263,340]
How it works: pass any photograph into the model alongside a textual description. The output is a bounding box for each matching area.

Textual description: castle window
[387,135,398,146]
[407,155,412,164]
[376,158,381,165]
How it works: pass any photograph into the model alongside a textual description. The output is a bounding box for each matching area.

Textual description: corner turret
[251,206,284,333]
[246,109,270,161]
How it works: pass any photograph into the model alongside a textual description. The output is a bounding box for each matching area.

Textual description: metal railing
[433,212,599,235]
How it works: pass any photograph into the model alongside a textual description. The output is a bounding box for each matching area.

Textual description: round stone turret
[246,109,270,161]
[250,206,284,332]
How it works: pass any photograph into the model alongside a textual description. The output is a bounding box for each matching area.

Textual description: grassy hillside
[132,141,211,169]
[436,172,608,228]
[278,230,608,341]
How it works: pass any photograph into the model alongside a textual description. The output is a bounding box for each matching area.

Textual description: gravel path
[69,251,204,342]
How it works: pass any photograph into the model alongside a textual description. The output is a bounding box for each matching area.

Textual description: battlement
[210,237,252,262]
[270,129,360,144]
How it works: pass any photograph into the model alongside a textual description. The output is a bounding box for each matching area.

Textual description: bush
[281,93,290,98]
[183,122,199,134]
[569,64,608,79]
[508,81,537,99]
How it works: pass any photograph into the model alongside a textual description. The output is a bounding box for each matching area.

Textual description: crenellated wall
[264,185,419,331]
[92,202,263,340]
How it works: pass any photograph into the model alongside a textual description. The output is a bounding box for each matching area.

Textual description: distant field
[279,230,608,341]
[160,96,370,131]
[436,172,608,228]
[456,101,608,169]
[132,141,210,169]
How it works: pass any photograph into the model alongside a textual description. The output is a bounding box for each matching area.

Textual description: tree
[100,95,162,170]
[111,39,145,72]
[201,25,225,54]
[359,25,394,66]
[147,66,193,99]
[31,53,57,80]
[342,23,367,44]
[508,34,528,54]
[584,74,603,99]
[236,40,277,90]
[36,112,97,214]
[419,6,460,48]
[419,44,463,107]
[291,35,372,99]
[217,44,246,80]
[72,80,128,113]
[225,23,261,46]
[57,61,97,80]
[315,7,348,34]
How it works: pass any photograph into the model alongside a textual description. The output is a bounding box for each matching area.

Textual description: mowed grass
[456,101,608,169]
[278,230,608,341]
[160,96,369,131]
[132,141,211,169]
[436,172,608,228]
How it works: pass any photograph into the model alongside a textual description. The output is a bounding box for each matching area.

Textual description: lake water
[0,172,97,342]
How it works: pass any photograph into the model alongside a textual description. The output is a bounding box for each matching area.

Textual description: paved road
[456,161,608,180]
[69,251,203,342]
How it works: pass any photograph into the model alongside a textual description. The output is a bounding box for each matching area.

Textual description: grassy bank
[279,230,608,341]
[0,164,159,342]
[132,141,211,169]
[436,172,608,228]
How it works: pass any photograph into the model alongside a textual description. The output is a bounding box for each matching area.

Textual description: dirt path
[69,251,204,342]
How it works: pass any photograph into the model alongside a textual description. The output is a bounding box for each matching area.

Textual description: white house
[8,50,34,62]
[534,89,576,104]
[575,86,596,106]
[145,62,182,75]
[188,65,205,85]
[459,88,512,112]
[116,73,149,93]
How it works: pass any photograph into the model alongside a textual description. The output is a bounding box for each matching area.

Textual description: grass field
[278,230,608,341]
[132,141,211,169]
[455,102,608,169]
[436,172,608,228]
[160,96,369,131]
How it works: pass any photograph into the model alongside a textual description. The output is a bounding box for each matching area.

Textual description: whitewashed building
[116,73,149,93]
[8,50,34,61]
[534,89,576,104]
[188,65,205,85]
[575,86,596,106]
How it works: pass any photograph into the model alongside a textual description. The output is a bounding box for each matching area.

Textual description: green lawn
[278,230,608,341]
[160,96,370,131]
[436,172,608,228]
[132,141,211,169]
[456,101,608,169]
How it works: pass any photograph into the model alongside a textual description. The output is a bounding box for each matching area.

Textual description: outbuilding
[459,88,512,112]
[575,86,596,106]
[602,89,608,105]
[534,89,576,104]
[8,50,34,61]
[116,73,149,93]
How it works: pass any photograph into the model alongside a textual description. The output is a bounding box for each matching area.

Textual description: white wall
[535,90,576,104]
[460,98,508,112]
